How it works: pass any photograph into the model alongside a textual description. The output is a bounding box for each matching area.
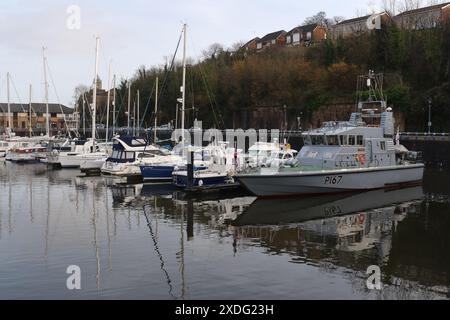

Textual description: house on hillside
[241,37,260,53]
[285,23,327,46]
[256,30,286,52]
[330,12,391,40]
[393,3,450,30]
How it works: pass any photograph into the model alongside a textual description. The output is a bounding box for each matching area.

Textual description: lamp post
[428,98,432,134]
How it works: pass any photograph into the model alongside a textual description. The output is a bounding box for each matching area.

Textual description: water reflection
[1,161,450,299]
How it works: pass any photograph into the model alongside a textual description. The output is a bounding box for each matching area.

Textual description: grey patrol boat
[236,71,424,198]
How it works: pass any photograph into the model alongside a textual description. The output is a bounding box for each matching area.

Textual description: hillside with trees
[77,14,450,133]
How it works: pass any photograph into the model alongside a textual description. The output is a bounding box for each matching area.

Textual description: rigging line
[98,40,112,80]
[157,29,183,112]
[111,81,131,129]
[9,76,28,113]
[45,59,72,137]
[139,80,156,129]
[197,62,224,129]
[135,30,182,130]
[188,34,225,129]
[97,40,116,125]
[0,76,5,111]
[142,204,177,299]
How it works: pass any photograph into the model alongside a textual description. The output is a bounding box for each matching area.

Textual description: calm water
[1,160,450,300]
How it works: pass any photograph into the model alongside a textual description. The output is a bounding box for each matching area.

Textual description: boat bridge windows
[304,134,365,147]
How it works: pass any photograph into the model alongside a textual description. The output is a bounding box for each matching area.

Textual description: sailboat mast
[6,72,11,132]
[137,90,140,136]
[29,84,32,138]
[133,99,136,136]
[106,61,111,143]
[43,47,50,137]
[154,77,158,144]
[82,95,86,137]
[127,82,131,134]
[181,23,187,144]
[92,36,100,144]
[112,75,116,137]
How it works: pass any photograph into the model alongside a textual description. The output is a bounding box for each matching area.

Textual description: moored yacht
[236,72,425,198]
[58,139,108,168]
[5,140,47,163]
[101,136,163,177]
[0,140,17,158]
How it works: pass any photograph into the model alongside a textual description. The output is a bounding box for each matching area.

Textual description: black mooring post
[187,150,194,189]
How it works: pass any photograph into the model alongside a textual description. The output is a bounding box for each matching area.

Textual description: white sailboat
[0,72,16,157]
[60,36,109,170]
[2,73,48,162]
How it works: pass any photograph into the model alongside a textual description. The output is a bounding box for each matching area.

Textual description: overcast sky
[0,0,380,107]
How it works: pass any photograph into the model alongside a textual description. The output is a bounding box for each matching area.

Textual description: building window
[51,113,57,117]
[271,39,276,44]
[286,35,291,44]
[307,32,312,40]
[256,43,262,49]
[22,121,26,129]
[293,32,300,43]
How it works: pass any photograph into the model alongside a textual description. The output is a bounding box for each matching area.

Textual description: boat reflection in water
[66,176,450,299]
[212,186,450,298]
[230,187,423,227]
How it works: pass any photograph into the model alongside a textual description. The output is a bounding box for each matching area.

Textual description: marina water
[1,161,449,299]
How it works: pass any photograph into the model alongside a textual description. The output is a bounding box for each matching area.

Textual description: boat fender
[198,180,203,187]
[358,214,365,224]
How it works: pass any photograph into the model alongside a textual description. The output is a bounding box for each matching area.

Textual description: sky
[0,0,381,107]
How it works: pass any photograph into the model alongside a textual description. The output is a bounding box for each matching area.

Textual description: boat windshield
[110,150,135,161]
[310,135,325,146]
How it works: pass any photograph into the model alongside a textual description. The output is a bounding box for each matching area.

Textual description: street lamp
[428,98,432,134]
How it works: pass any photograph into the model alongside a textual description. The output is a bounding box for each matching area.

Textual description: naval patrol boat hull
[236,164,424,198]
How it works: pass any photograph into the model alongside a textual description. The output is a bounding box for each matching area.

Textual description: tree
[73,84,89,106]
[381,0,399,15]
[397,0,422,13]
[303,11,336,28]
[202,43,224,60]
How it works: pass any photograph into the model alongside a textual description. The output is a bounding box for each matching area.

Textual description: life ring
[357,153,366,165]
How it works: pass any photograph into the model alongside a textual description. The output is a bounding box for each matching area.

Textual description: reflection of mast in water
[92,187,101,290]
[187,200,194,240]
[155,197,158,238]
[142,205,176,299]
[29,175,33,223]
[128,207,131,231]
[44,178,50,258]
[105,186,112,271]
[0,181,3,239]
[177,205,186,300]
[8,179,12,234]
